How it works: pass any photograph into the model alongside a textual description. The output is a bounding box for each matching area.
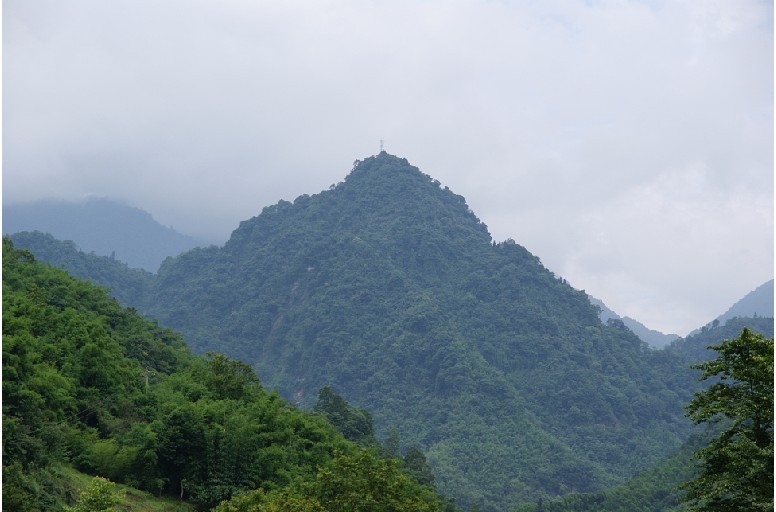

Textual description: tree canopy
[682,328,774,511]
[2,237,449,511]
[8,154,712,510]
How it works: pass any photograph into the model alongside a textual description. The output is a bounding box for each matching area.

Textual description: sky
[3,0,773,336]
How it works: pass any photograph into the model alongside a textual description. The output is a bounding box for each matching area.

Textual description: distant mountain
[715,279,773,323]
[686,280,774,337]
[19,153,702,511]
[589,297,679,348]
[3,198,206,272]
[621,317,680,348]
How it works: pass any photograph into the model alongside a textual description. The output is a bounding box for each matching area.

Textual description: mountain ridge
[3,197,206,272]
[8,153,704,510]
[142,153,698,509]
[715,279,773,323]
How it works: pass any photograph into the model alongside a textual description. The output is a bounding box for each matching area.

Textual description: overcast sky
[4,0,773,335]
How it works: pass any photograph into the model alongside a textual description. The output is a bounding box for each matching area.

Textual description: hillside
[10,153,705,510]
[130,153,697,509]
[9,231,154,308]
[2,237,450,511]
[3,198,206,272]
[517,318,775,512]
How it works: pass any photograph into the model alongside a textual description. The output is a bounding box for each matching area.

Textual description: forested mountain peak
[11,154,703,511]
[225,152,491,258]
[140,154,699,510]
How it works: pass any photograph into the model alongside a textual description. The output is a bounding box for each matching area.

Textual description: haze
[3,0,773,335]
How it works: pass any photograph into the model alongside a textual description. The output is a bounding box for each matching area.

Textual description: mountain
[2,198,206,272]
[11,153,700,511]
[515,430,707,512]
[144,153,701,510]
[2,237,451,511]
[620,316,679,348]
[685,280,774,337]
[715,279,773,324]
[589,297,679,348]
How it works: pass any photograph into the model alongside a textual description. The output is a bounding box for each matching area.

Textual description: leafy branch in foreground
[682,328,773,511]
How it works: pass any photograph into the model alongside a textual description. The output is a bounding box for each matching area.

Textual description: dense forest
[2,238,454,511]
[7,152,774,511]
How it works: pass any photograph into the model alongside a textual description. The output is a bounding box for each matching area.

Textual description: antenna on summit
[379,139,384,153]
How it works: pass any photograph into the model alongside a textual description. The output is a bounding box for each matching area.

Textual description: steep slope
[524,320,776,512]
[138,153,696,510]
[3,198,206,272]
[2,238,449,511]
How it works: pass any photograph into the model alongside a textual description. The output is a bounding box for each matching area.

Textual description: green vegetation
[213,450,446,512]
[514,327,774,512]
[64,477,121,512]
[9,153,774,510]
[667,316,774,365]
[139,154,702,509]
[512,432,703,512]
[8,231,155,308]
[682,328,774,511]
[2,238,450,511]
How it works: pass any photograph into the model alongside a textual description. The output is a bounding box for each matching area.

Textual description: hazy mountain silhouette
[3,198,206,272]
[715,279,773,323]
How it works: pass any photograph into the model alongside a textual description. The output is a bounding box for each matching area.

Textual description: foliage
[214,449,442,512]
[512,432,706,512]
[10,154,707,510]
[313,386,377,447]
[2,238,449,510]
[666,317,774,365]
[63,477,121,512]
[404,446,436,487]
[9,230,155,308]
[681,328,774,511]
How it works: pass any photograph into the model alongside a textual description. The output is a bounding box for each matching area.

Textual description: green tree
[64,477,121,512]
[200,352,260,400]
[155,405,206,498]
[213,450,445,512]
[404,446,436,487]
[313,386,376,446]
[383,427,401,457]
[311,449,440,512]
[682,328,774,511]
